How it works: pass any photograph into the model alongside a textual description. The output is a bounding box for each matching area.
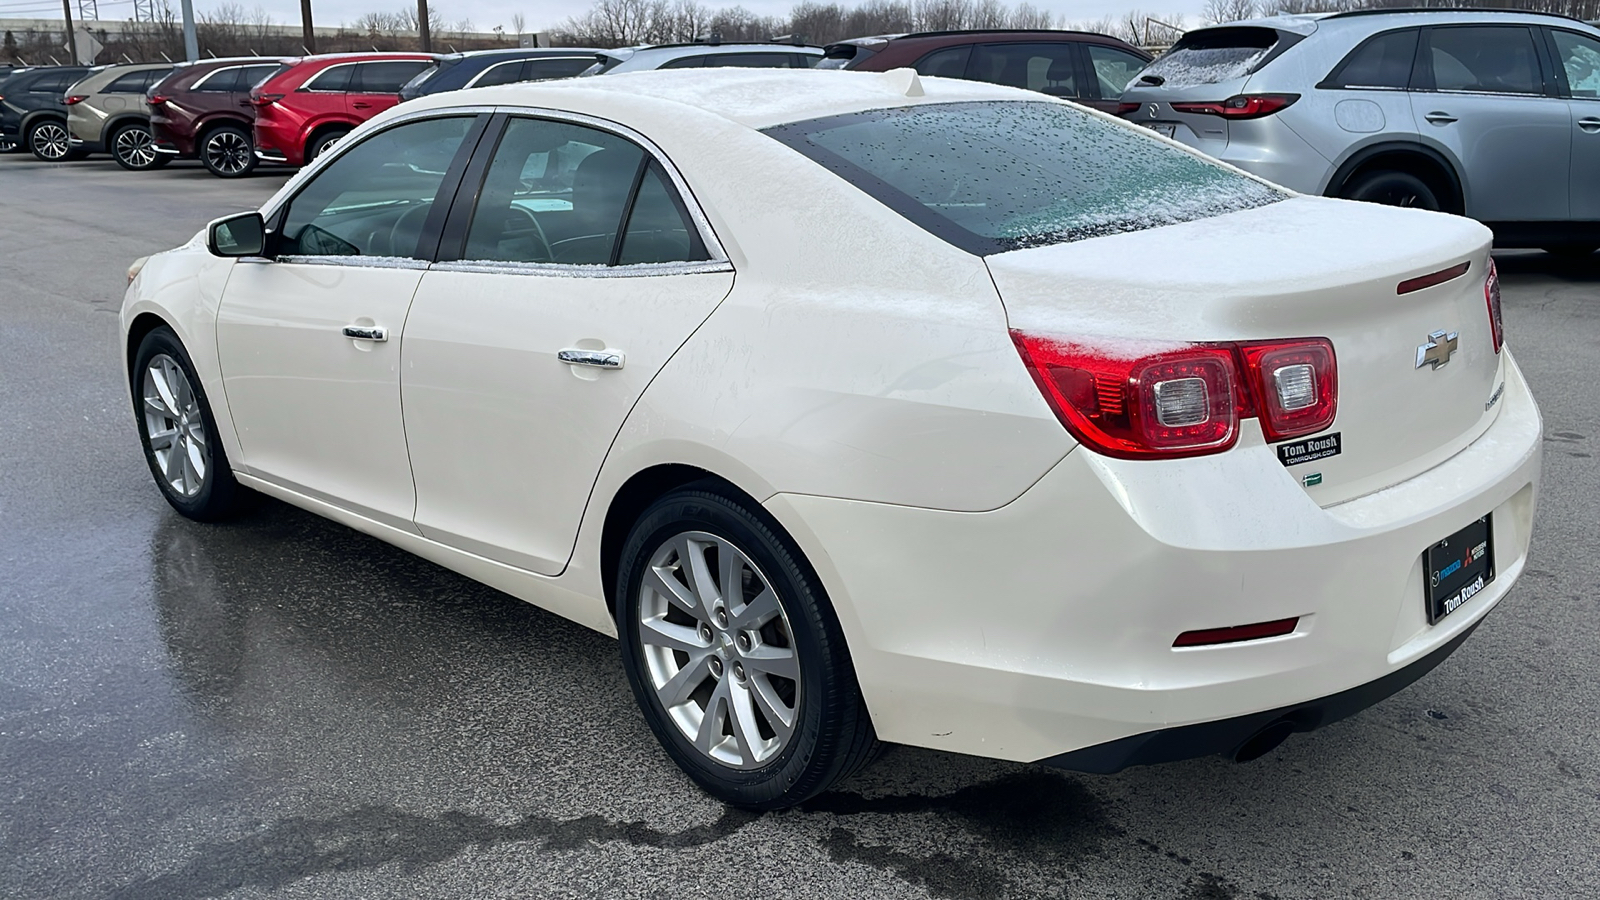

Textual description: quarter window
[1424,26,1542,95]
[914,46,972,79]
[969,44,1079,98]
[461,117,706,267]
[1553,30,1600,98]
[304,65,351,92]
[1324,29,1418,90]
[195,67,243,92]
[1086,45,1148,99]
[278,116,475,259]
[106,69,169,93]
[525,58,597,81]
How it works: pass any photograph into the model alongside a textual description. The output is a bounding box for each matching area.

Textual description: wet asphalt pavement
[2,157,1598,900]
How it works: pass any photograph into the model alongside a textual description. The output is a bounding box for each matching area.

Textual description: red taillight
[1011,332,1339,458]
[1174,617,1299,647]
[1010,334,1241,459]
[1485,258,1503,354]
[1116,101,1140,116]
[1170,93,1299,120]
[64,94,88,105]
[149,93,170,106]
[250,93,284,107]
[1236,338,1338,442]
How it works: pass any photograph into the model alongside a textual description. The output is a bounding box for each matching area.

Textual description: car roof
[1198,7,1599,39]
[442,47,614,62]
[613,42,822,62]
[403,66,1037,130]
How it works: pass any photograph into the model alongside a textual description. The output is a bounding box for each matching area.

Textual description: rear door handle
[1580,117,1600,133]
[352,101,372,109]
[1424,111,1458,125]
[558,348,624,369]
[342,325,388,342]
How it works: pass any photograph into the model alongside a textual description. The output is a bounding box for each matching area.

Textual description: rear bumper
[764,351,1542,764]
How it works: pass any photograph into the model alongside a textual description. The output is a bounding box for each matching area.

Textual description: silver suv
[1119,10,1600,253]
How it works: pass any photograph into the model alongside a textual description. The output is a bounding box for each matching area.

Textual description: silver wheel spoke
[640,616,706,655]
[147,427,178,452]
[142,353,210,499]
[657,650,713,707]
[732,587,780,630]
[150,366,180,416]
[645,565,700,618]
[720,544,744,606]
[674,536,719,613]
[727,681,764,764]
[750,675,797,736]
[743,645,799,682]
[186,438,208,483]
[695,678,731,754]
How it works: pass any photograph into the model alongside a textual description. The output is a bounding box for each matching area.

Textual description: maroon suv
[148,57,293,177]
[819,30,1151,113]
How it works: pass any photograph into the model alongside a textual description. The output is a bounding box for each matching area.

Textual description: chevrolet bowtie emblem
[1416,330,1459,370]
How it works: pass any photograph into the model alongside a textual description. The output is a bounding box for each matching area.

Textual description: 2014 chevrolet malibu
[120,69,1541,809]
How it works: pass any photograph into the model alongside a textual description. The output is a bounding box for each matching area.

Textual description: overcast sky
[9,0,1207,36]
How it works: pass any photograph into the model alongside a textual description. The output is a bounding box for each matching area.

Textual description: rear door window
[195,67,242,92]
[702,53,795,68]
[766,101,1282,255]
[106,69,168,93]
[239,64,283,91]
[1137,27,1279,87]
[1323,29,1419,90]
[969,43,1080,98]
[1085,45,1148,99]
[1553,29,1600,97]
[29,71,77,92]
[914,45,972,79]
[524,57,596,81]
[474,60,526,87]
[355,61,432,93]
[1422,26,1542,95]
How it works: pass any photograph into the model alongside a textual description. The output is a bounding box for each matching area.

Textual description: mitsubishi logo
[1416,330,1459,370]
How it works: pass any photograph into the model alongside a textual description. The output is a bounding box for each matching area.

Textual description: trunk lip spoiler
[1397,260,1472,295]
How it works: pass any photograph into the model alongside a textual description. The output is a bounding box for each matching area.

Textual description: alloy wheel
[142,354,210,498]
[30,122,69,160]
[638,531,801,769]
[314,133,344,160]
[115,126,158,168]
[204,130,252,176]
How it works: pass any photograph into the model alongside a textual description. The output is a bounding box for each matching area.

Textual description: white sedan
[121,68,1541,809]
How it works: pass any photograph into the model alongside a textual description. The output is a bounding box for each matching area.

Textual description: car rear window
[1137,27,1280,87]
[766,100,1283,255]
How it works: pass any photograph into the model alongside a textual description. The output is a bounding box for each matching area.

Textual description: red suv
[148,57,293,177]
[819,30,1152,114]
[250,52,437,167]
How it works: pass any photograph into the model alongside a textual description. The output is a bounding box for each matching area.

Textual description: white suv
[1120,9,1600,254]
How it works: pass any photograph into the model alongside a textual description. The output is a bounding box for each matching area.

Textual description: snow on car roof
[410,67,1034,130]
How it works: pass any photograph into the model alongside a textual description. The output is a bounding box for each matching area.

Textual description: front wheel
[616,485,878,810]
[1340,169,1442,211]
[132,327,248,521]
[27,119,74,161]
[112,122,169,171]
[200,125,257,178]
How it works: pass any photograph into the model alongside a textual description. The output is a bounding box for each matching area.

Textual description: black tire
[306,127,349,163]
[1341,169,1442,211]
[200,124,257,178]
[132,327,249,521]
[26,118,75,162]
[111,122,169,171]
[616,484,878,810]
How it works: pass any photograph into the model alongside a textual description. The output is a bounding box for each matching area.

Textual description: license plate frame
[1144,122,1177,138]
[1424,515,1494,624]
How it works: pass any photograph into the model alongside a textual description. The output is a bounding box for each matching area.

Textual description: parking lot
[2,156,1598,899]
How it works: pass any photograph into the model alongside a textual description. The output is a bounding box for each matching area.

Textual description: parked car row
[2,30,1158,177]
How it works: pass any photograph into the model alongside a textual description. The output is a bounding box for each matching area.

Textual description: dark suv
[819,30,1151,113]
[148,57,292,177]
[398,48,612,100]
[0,65,94,160]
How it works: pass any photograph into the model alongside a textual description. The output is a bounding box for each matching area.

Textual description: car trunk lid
[1119,24,1303,151]
[988,196,1503,506]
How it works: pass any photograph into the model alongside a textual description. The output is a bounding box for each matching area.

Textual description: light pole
[301,0,316,53]
[178,0,198,60]
[59,0,75,64]
[417,0,431,52]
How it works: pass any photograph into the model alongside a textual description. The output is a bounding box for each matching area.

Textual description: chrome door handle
[342,325,388,342]
[558,348,624,369]
[1424,111,1458,125]
[1580,117,1600,133]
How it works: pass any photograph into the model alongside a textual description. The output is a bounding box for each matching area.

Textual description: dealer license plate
[1424,515,1494,624]
[1145,122,1177,138]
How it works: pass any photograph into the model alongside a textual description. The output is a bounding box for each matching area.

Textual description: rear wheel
[1341,169,1441,211]
[616,485,878,810]
[132,327,248,521]
[26,119,75,161]
[306,127,349,163]
[111,122,168,171]
[200,124,257,178]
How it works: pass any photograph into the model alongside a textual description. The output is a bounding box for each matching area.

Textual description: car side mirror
[207,212,266,257]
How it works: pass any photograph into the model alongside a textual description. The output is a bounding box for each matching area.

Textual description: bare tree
[1202,0,1256,25]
